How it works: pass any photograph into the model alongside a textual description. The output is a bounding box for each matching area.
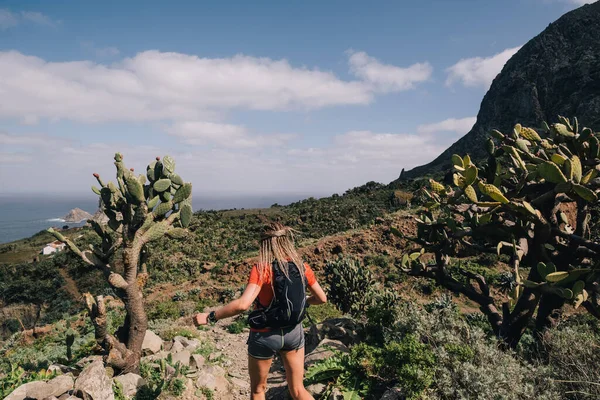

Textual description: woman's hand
[193,313,208,326]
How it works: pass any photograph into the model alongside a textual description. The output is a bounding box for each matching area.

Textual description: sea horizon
[0,191,330,244]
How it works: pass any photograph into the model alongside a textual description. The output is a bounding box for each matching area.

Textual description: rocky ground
[5,316,364,400]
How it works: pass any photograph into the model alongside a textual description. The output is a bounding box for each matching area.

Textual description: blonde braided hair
[257,222,305,283]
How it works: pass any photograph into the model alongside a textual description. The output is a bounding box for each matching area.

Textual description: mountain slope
[401,1,600,179]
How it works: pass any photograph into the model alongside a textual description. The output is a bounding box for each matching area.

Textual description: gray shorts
[247,323,305,360]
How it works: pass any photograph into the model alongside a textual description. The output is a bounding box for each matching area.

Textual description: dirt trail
[187,313,290,399]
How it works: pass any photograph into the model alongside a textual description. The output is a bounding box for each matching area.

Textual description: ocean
[0,192,318,244]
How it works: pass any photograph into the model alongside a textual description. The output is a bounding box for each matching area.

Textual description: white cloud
[0,50,385,124]
[0,128,446,196]
[20,11,58,27]
[0,9,58,29]
[445,46,521,89]
[166,121,295,148]
[0,132,55,147]
[0,9,18,29]
[417,117,476,135]
[347,50,432,92]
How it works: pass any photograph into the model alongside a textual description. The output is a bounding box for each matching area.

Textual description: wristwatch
[207,311,218,325]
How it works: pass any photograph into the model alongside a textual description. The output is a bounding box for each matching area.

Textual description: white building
[41,240,66,255]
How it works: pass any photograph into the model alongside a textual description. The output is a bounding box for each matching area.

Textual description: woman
[194,222,328,400]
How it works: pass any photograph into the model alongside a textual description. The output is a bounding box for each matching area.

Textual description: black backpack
[248,261,308,330]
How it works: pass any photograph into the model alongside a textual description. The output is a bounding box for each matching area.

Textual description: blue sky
[0,0,591,198]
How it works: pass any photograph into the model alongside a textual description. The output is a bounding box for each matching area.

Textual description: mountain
[63,208,93,223]
[400,1,600,180]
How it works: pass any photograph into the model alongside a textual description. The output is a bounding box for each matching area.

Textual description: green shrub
[324,257,374,316]
[147,300,181,321]
[226,316,248,334]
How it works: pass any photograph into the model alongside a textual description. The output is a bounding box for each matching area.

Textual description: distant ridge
[399,1,600,180]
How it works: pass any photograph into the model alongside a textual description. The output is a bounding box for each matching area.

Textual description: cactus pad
[173,183,192,204]
[519,127,542,142]
[180,203,192,227]
[477,182,509,204]
[537,161,568,184]
[153,178,171,192]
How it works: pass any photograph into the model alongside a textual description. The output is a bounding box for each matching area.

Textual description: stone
[170,340,185,353]
[171,349,191,367]
[114,373,146,398]
[142,330,163,355]
[208,352,222,362]
[195,371,216,390]
[5,375,74,400]
[305,339,348,368]
[380,387,403,399]
[401,2,600,179]
[306,383,327,397]
[142,350,169,362]
[48,364,74,375]
[204,365,225,377]
[75,356,103,369]
[74,359,114,400]
[190,354,205,369]
[230,377,249,389]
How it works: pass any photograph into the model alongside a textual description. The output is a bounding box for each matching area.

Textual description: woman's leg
[280,347,314,400]
[248,355,273,400]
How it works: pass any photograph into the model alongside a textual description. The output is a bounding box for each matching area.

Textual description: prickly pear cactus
[394,116,600,346]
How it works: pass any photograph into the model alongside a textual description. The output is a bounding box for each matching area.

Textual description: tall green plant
[394,117,600,348]
[48,153,192,372]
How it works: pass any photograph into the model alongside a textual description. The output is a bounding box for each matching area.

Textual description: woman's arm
[307,282,327,305]
[194,283,261,325]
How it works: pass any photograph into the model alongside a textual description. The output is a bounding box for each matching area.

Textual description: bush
[147,300,181,321]
[324,257,375,316]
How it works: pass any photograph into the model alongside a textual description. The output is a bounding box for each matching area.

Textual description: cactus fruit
[537,161,568,184]
[92,186,101,195]
[464,185,478,203]
[173,183,192,204]
[153,179,171,192]
[180,203,192,228]
[478,182,509,204]
[519,127,542,142]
